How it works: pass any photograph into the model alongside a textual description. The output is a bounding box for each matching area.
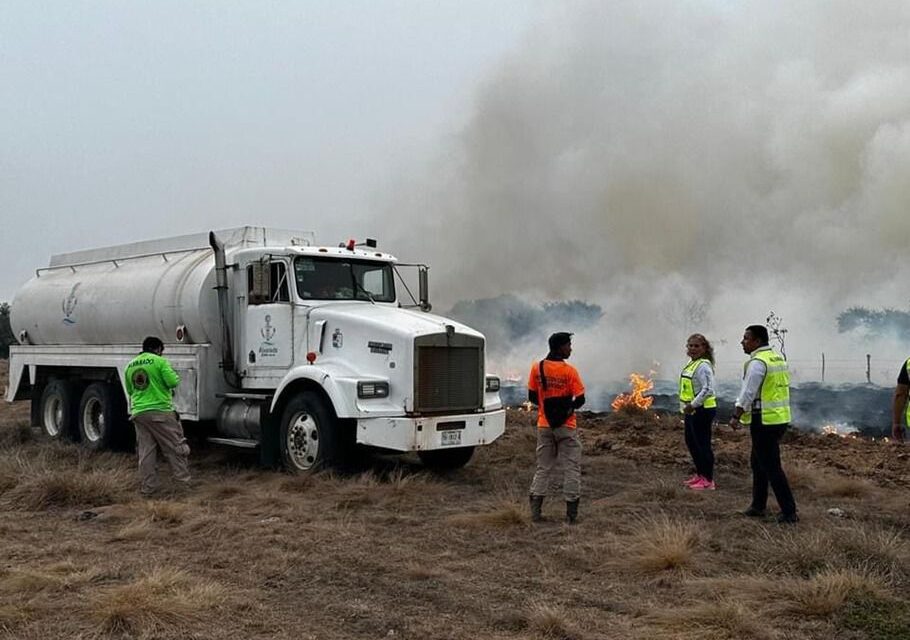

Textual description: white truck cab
[5,227,505,471]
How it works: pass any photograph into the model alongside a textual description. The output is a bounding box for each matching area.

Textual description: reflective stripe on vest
[740,349,791,426]
[905,358,910,427]
[678,358,717,411]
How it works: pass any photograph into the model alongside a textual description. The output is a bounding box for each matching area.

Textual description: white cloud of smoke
[379,0,910,389]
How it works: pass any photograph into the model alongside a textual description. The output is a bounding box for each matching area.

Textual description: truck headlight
[357,381,390,399]
[485,376,501,393]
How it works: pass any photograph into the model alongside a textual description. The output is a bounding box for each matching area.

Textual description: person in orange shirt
[528,332,586,524]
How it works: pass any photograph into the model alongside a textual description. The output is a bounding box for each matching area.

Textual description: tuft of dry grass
[836,525,910,582]
[784,461,821,490]
[0,559,104,595]
[401,560,444,581]
[635,479,688,503]
[647,599,770,640]
[628,514,700,573]
[447,499,526,528]
[782,569,883,617]
[785,462,874,498]
[815,475,875,499]
[0,602,32,630]
[3,468,130,510]
[526,603,582,640]
[0,421,34,449]
[753,522,910,582]
[138,499,190,525]
[88,568,226,637]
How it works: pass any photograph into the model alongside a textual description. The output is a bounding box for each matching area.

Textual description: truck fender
[269,365,352,418]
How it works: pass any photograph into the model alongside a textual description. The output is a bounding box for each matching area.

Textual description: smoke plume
[379,1,910,387]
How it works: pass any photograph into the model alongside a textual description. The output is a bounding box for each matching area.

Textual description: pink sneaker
[689,477,716,491]
[683,475,702,486]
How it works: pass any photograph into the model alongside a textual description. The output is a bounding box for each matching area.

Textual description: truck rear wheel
[418,446,475,471]
[78,382,127,451]
[39,380,78,440]
[279,392,339,472]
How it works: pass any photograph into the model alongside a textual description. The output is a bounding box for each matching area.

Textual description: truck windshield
[294,256,395,302]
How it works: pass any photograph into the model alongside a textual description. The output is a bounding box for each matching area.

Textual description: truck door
[242,258,293,378]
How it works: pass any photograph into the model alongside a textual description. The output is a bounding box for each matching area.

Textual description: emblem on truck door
[260,315,276,342]
[332,328,343,348]
[258,315,279,358]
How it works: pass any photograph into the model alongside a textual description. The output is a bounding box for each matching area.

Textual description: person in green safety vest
[892,357,910,443]
[728,325,798,524]
[679,333,717,491]
[125,336,192,496]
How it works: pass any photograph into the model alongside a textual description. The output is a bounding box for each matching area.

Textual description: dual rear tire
[38,379,129,450]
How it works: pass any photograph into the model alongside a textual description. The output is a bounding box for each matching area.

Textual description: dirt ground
[1,359,909,640]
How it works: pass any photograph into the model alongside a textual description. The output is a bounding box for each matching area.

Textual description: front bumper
[356,409,506,452]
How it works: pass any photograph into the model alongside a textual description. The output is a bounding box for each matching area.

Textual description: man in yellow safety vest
[729,325,798,524]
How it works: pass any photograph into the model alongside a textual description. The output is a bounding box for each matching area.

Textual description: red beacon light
[346,238,356,251]
[306,352,317,364]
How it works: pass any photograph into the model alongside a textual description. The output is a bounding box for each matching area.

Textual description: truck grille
[414,333,483,413]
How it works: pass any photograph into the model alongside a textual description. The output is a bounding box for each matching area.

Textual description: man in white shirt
[729,325,798,524]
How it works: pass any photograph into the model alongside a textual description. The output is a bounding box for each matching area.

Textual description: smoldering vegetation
[2,360,909,640]
[447,294,602,358]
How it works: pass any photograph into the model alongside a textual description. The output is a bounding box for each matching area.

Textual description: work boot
[565,499,579,525]
[530,495,544,523]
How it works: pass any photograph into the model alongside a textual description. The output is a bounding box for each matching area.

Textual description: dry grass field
[2,359,909,640]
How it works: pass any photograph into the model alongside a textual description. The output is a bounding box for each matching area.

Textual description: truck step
[207,437,259,449]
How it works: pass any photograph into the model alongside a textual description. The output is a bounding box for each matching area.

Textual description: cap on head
[548,332,573,351]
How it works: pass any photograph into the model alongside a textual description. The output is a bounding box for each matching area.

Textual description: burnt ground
[1,359,909,640]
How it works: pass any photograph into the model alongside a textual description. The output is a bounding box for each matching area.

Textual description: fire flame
[821,423,861,439]
[611,372,654,411]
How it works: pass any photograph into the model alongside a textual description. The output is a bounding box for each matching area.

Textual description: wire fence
[711,354,907,386]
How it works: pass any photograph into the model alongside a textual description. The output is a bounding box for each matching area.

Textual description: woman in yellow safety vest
[679,333,717,490]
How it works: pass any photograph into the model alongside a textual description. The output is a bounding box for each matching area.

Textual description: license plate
[440,430,462,447]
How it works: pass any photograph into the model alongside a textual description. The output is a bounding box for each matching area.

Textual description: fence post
[821,352,825,382]
[866,354,871,384]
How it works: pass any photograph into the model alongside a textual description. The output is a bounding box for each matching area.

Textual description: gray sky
[3,1,910,386]
[1,0,538,299]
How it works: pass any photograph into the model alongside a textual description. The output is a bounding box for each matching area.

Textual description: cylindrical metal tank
[11,248,221,346]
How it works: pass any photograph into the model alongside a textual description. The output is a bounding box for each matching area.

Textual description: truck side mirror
[418,266,431,312]
[249,259,271,305]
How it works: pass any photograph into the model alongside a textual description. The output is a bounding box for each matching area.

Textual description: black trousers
[749,420,797,516]
[684,407,716,480]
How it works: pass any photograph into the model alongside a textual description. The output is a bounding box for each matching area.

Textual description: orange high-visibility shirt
[528,359,585,428]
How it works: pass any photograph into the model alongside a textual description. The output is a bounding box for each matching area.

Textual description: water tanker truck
[4,226,505,471]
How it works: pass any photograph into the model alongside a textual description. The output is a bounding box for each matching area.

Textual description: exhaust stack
[209,231,241,388]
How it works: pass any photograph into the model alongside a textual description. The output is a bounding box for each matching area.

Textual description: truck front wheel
[418,446,475,471]
[39,380,78,440]
[78,382,127,451]
[279,392,339,473]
